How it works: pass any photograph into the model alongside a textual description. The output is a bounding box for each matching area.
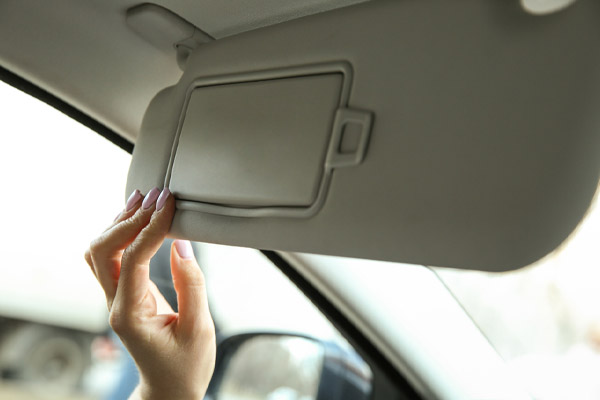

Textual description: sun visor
[127,0,600,271]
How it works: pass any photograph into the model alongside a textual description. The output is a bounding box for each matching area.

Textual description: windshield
[288,192,600,399]
[435,191,600,400]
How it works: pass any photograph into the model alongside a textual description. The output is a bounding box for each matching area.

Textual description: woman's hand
[85,188,216,400]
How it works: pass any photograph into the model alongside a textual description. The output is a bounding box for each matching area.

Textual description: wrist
[136,380,205,400]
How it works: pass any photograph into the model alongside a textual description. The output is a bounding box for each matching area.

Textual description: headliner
[0,0,366,142]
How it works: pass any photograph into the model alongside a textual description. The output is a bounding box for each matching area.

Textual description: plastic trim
[0,65,134,153]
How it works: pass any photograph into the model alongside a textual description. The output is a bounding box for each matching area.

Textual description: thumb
[171,240,211,338]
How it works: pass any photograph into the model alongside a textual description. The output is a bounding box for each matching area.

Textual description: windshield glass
[434,192,600,400]
[288,192,600,400]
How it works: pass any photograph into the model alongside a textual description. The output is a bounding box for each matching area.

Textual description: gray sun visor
[127,0,600,271]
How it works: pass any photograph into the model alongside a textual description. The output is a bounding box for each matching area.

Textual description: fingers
[170,240,212,338]
[114,189,175,314]
[85,189,143,280]
[84,249,96,278]
[88,188,161,307]
[106,189,143,232]
[84,188,143,282]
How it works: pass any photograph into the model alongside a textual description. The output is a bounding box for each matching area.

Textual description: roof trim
[0,65,134,153]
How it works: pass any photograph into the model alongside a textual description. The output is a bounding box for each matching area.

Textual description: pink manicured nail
[142,187,160,210]
[175,240,194,259]
[156,188,171,211]
[125,189,142,212]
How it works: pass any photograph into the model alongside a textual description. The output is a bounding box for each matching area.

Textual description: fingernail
[125,189,142,212]
[175,240,194,259]
[142,187,160,210]
[113,211,121,222]
[156,188,171,211]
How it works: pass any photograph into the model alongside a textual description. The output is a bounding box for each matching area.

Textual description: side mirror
[206,333,372,400]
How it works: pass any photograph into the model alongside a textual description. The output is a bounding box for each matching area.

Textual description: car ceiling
[0,0,367,143]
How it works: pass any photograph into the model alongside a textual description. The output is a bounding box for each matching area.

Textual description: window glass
[0,80,130,399]
[197,243,341,339]
[436,193,600,399]
[195,243,372,400]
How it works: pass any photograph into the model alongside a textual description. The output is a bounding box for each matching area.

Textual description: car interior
[1,0,599,399]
